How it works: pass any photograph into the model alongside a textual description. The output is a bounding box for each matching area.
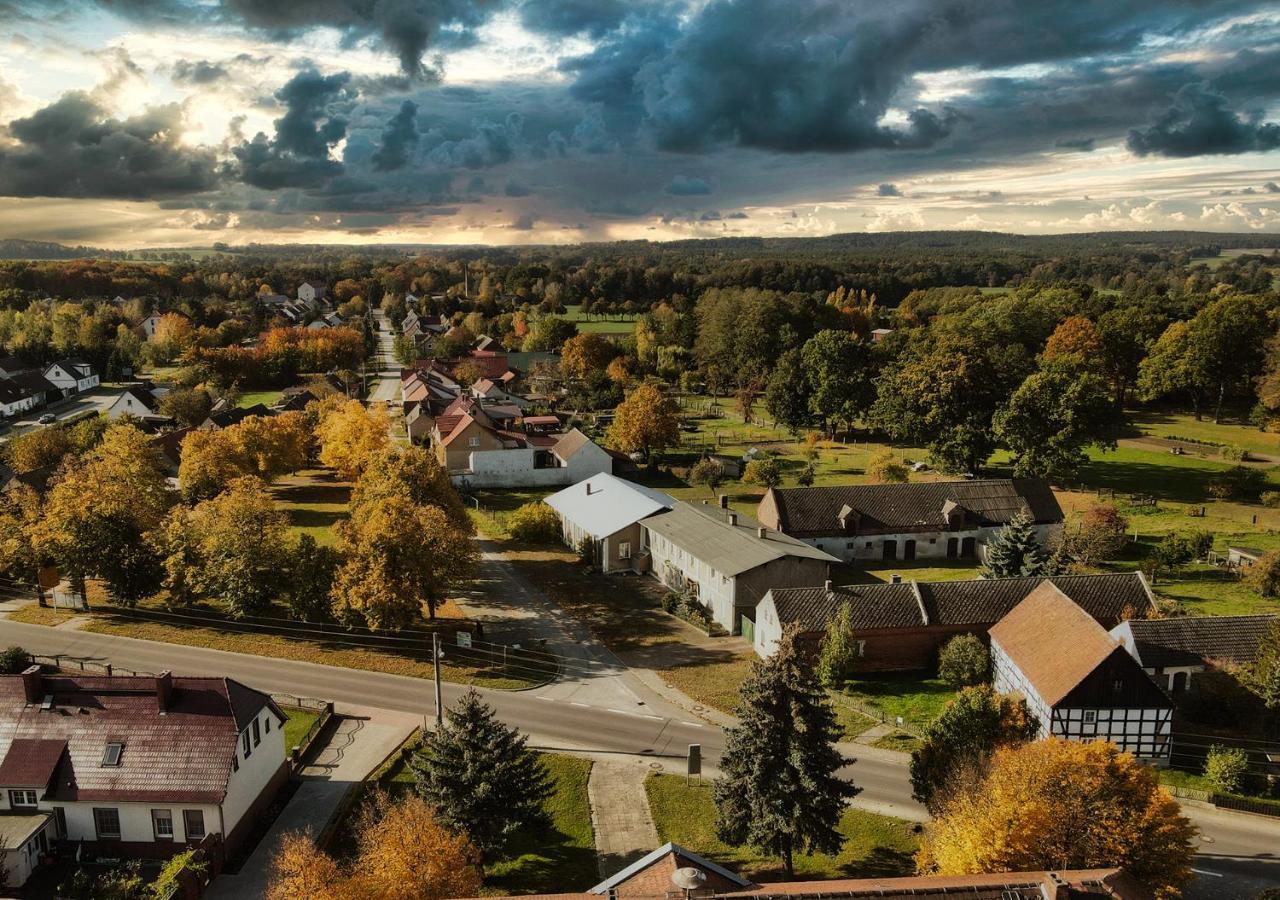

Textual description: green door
[740,615,755,643]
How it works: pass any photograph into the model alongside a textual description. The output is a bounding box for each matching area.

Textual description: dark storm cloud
[517,0,629,38]
[371,100,420,171]
[0,92,218,198]
[504,179,532,196]
[1055,137,1096,152]
[1266,182,1280,193]
[726,211,748,219]
[667,175,711,195]
[228,70,354,189]
[424,114,524,168]
[1127,83,1280,157]
[171,59,228,84]
[877,183,901,197]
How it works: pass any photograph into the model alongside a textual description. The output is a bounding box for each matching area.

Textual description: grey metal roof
[642,502,837,577]
[544,474,674,539]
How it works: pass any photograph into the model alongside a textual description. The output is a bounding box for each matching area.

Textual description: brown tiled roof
[0,738,67,789]
[989,582,1123,706]
[553,428,593,461]
[1126,615,1279,669]
[768,572,1152,633]
[0,673,282,804]
[763,478,1063,537]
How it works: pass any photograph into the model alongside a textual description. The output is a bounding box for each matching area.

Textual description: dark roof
[1125,615,1279,669]
[3,370,56,394]
[114,386,158,411]
[0,673,283,804]
[0,739,67,789]
[206,403,273,429]
[767,572,1153,633]
[763,479,1063,537]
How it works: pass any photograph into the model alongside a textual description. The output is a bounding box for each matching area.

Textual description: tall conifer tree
[980,507,1049,578]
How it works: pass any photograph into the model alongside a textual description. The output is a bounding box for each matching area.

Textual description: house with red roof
[0,668,288,885]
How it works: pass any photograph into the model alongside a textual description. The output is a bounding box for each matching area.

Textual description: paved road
[366,309,399,404]
[1,618,1275,896]
[0,386,123,442]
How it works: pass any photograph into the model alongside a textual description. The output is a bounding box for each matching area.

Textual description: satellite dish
[672,867,707,891]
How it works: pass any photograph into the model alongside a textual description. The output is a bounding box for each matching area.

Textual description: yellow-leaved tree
[917,737,1196,899]
[605,382,679,461]
[315,399,389,480]
[560,332,616,380]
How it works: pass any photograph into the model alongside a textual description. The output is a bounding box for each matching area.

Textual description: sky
[0,0,1278,248]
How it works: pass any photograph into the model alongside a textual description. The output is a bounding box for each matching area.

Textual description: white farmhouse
[544,473,675,573]
[41,359,100,398]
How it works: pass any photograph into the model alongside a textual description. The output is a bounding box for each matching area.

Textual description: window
[1113,678,1124,693]
[94,807,121,840]
[152,809,174,841]
[618,541,632,560]
[468,436,480,447]
[242,730,252,758]
[101,742,123,767]
[183,810,206,840]
[252,719,261,747]
[8,789,36,808]
[854,640,866,657]
[1083,710,1097,723]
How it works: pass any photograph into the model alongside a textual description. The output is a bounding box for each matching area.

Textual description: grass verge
[838,675,958,733]
[5,604,78,626]
[282,706,321,751]
[645,773,919,881]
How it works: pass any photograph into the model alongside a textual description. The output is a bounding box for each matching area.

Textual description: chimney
[757,526,767,539]
[824,579,833,593]
[156,671,173,713]
[719,495,729,509]
[585,482,595,495]
[890,573,902,584]
[21,666,41,705]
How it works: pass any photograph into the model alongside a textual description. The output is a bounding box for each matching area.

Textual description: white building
[451,428,614,490]
[544,474,675,573]
[41,359,99,398]
[0,668,287,886]
[1111,614,1279,694]
[297,282,326,306]
[105,387,160,419]
[756,479,1063,563]
[990,582,1172,763]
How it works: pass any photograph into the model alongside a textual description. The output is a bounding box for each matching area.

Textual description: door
[961,537,976,558]
[1171,671,1188,693]
[740,615,755,643]
[904,539,916,561]
[946,537,958,559]
[882,540,897,561]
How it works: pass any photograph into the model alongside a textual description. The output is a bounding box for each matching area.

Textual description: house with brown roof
[991,583,1173,762]
[0,668,287,884]
[1111,614,1280,694]
[472,842,1152,900]
[754,571,1155,665]
[756,478,1064,563]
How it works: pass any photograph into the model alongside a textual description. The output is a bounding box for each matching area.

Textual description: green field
[563,304,640,334]
[269,468,350,545]
[646,774,918,881]
[238,389,283,408]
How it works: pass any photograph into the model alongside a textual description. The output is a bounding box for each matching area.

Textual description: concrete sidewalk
[206,703,420,900]
[588,759,660,878]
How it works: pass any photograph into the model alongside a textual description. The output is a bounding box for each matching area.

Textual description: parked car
[37,414,56,425]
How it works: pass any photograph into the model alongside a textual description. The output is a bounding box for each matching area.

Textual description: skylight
[102,742,124,767]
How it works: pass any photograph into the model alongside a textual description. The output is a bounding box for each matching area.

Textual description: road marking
[570,701,590,707]
[1190,869,1223,878]
[681,721,705,728]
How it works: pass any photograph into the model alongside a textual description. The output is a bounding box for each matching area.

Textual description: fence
[271,693,335,766]
[1164,783,1280,818]
[829,693,926,739]
[29,654,155,677]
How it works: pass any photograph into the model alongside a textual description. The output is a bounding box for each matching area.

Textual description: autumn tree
[266,833,343,900]
[1040,315,1103,369]
[151,313,194,364]
[606,383,679,460]
[742,457,782,488]
[333,497,476,627]
[917,738,1197,899]
[348,446,470,530]
[316,400,389,480]
[1066,504,1130,565]
[32,425,172,604]
[348,791,483,899]
[0,485,41,585]
[178,413,311,501]
[816,602,859,687]
[159,477,291,617]
[714,626,858,877]
[865,449,909,483]
[5,426,70,473]
[560,332,617,380]
[689,457,725,494]
[411,689,552,864]
[909,685,1039,812]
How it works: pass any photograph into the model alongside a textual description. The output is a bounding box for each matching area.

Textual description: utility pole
[433,632,444,728]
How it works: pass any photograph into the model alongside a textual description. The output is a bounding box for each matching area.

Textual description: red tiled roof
[0,738,67,790]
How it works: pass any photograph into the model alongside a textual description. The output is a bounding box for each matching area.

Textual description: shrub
[796,463,816,487]
[865,449,909,484]
[1203,744,1249,794]
[1067,504,1129,564]
[1246,550,1280,598]
[1262,491,1280,508]
[689,458,725,491]
[938,634,990,687]
[0,646,29,675]
[507,502,561,543]
[742,458,782,488]
[1206,465,1267,501]
[1220,444,1247,462]
[576,536,596,566]
[661,591,682,613]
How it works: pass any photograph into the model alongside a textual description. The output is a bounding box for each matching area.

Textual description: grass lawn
[563,305,638,334]
[839,675,958,732]
[872,732,923,753]
[832,705,880,741]
[835,559,981,586]
[282,706,321,751]
[645,774,919,881]
[269,468,351,546]
[237,389,284,408]
[5,604,79,626]
[660,654,755,716]
[1128,409,1280,459]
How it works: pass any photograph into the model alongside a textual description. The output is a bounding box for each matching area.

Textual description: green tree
[158,387,214,428]
[800,329,876,434]
[507,502,560,542]
[937,634,989,687]
[980,508,1050,578]
[1243,620,1280,711]
[1203,744,1248,793]
[689,458,725,494]
[1244,550,1280,598]
[909,685,1039,812]
[816,602,859,687]
[742,458,782,488]
[286,534,339,621]
[410,689,552,864]
[763,348,812,435]
[713,626,859,877]
[993,362,1118,478]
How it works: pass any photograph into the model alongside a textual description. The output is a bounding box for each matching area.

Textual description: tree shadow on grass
[841,846,916,879]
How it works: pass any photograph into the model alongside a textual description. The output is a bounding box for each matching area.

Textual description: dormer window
[9,789,37,808]
[102,743,124,767]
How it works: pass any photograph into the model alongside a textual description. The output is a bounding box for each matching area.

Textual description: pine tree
[714,626,859,877]
[980,507,1049,578]
[410,689,552,864]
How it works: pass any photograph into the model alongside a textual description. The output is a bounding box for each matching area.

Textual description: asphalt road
[0,386,122,442]
[366,309,399,404]
[1,619,1275,896]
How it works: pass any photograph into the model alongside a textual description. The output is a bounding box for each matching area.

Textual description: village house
[1111,613,1279,693]
[641,495,837,636]
[0,366,57,417]
[480,841,1151,900]
[0,669,287,886]
[544,473,675,573]
[437,407,613,489]
[754,571,1154,665]
[755,478,1063,563]
[105,386,160,419]
[297,282,326,306]
[199,403,274,431]
[41,359,100,398]
[471,376,529,408]
[991,582,1173,762]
